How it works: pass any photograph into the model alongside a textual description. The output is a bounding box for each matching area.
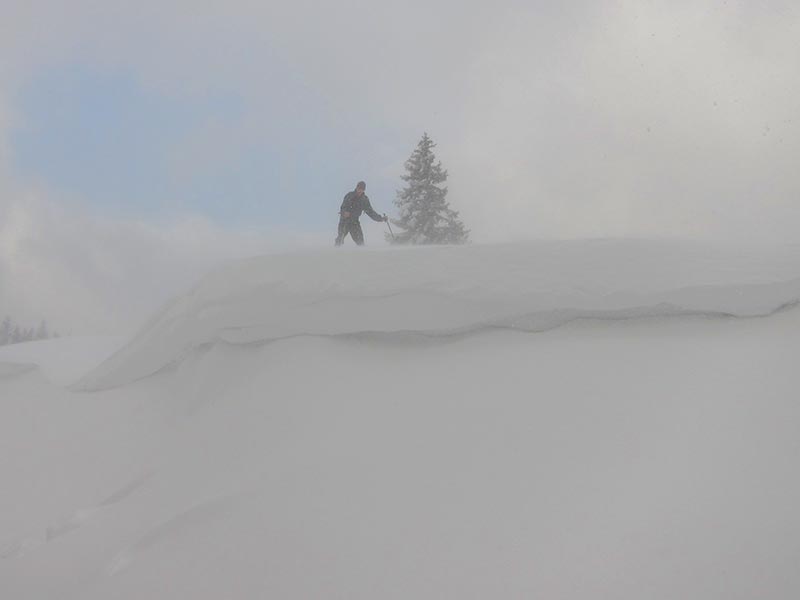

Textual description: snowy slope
[77,240,800,391]
[0,337,124,386]
[3,240,800,600]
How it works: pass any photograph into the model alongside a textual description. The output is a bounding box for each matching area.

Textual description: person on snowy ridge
[335,181,388,246]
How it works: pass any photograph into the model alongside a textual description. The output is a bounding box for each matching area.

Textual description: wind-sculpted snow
[0,362,37,380]
[75,241,800,391]
[5,240,800,600]
[0,337,124,386]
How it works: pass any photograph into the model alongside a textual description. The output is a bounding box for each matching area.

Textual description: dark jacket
[340,191,383,222]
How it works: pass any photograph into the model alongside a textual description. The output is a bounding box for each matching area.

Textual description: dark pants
[335,219,364,246]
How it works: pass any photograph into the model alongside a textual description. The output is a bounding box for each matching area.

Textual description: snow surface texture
[0,337,125,386]
[77,240,800,391]
[2,240,800,599]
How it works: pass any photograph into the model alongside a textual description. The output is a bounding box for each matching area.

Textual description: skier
[335,181,388,246]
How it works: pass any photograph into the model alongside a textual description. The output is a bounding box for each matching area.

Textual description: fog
[2,5,800,596]
[4,239,800,599]
[1,1,799,332]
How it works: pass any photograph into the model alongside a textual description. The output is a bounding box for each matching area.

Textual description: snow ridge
[73,242,800,392]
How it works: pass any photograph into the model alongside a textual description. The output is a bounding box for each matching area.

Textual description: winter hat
[356,181,366,191]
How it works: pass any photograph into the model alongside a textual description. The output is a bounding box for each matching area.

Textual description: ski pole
[384,215,395,240]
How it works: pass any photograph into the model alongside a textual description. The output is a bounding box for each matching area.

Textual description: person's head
[355,181,366,196]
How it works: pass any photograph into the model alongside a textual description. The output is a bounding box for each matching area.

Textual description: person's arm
[362,196,386,222]
[340,193,352,219]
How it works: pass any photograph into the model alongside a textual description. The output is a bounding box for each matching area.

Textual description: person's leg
[335,220,349,246]
[350,221,364,246]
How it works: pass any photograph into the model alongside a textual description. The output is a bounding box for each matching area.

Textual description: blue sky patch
[11,63,402,231]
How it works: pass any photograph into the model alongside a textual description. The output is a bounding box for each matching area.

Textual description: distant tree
[0,317,11,346]
[0,317,57,345]
[389,133,469,245]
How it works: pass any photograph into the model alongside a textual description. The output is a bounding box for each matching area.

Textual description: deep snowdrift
[0,337,124,386]
[77,240,800,391]
[3,240,800,600]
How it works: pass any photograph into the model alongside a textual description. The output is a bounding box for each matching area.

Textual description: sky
[1,0,799,334]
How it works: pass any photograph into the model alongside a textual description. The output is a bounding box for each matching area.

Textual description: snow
[76,240,800,391]
[2,240,800,599]
[0,337,125,386]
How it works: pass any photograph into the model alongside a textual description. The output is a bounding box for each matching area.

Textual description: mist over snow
[0,193,329,335]
[2,2,800,334]
[2,240,800,599]
[2,1,800,597]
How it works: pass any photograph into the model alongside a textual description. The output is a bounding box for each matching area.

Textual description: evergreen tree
[390,133,469,245]
[0,318,55,345]
[0,317,11,346]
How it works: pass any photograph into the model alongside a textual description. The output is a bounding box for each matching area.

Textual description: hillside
[2,240,800,599]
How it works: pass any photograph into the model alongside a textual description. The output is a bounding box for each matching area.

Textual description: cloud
[60,1,800,242]
[4,3,799,240]
[441,2,800,241]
